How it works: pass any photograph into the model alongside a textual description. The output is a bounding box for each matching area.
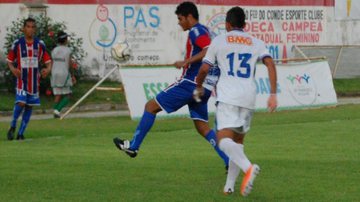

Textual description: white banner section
[120,61,337,120]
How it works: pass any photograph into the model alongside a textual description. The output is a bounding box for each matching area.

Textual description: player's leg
[7,92,26,140]
[216,102,259,196]
[114,80,192,157]
[129,99,161,150]
[57,95,70,111]
[193,120,229,169]
[190,88,229,168]
[223,160,241,195]
[53,94,62,118]
[218,130,260,196]
[113,98,161,157]
[17,105,33,140]
[16,93,40,140]
[57,87,72,112]
[218,130,251,173]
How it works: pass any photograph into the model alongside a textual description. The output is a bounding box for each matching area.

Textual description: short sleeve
[257,40,272,60]
[202,37,218,66]
[40,40,51,63]
[189,27,211,49]
[7,39,18,63]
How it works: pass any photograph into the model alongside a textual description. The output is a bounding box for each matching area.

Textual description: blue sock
[205,130,229,167]
[10,104,24,128]
[18,107,32,136]
[130,111,156,150]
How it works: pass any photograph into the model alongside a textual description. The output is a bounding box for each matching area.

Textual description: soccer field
[1,104,360,201]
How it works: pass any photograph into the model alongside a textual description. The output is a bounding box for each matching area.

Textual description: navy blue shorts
[155,79,211,121]
[15,89,40,106]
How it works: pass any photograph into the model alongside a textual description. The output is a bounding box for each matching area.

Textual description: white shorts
[53,87,72,95]
[216,102,254,134]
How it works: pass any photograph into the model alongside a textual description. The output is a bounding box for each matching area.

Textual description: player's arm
[174,31,211,69]
[7,42,21,78]
[263,56,277,112]
[69,54,76,85]
[193,62,211,101]
[174,48,208,69]
[196,62,211,88]
[40,41,52,78]
[7,61,21,78]
[41,52,52,78]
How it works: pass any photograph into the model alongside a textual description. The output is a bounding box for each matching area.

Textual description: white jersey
[51,45,72,88]
[203,30,271,109]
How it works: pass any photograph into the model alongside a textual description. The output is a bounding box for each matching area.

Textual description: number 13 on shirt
[226,52,252,78]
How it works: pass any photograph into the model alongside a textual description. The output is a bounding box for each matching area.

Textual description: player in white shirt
[194,7,277,196]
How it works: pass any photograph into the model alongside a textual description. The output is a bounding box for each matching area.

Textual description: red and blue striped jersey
[182,23,211,82]
[7,37,51,95]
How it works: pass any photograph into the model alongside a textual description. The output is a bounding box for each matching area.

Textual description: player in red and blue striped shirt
[6,17,52,140]
[113,2,229,170]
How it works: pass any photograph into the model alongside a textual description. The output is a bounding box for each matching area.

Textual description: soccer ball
[111,41,132,62]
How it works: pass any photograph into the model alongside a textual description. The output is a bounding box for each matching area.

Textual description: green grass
[333,78,360,95]
[1,104,360,201]
[0,80,126,111]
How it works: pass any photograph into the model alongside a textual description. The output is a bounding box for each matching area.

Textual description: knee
[17,102,25,108]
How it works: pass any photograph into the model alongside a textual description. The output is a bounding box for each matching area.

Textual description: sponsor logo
[20,57,38,68]
[285,74,317,105]
[227,35,253,45]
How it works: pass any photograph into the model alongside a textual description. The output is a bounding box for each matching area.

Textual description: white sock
[223,160,241,193]
[219,138,251,173]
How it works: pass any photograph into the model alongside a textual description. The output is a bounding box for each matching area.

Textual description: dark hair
[57,31,68,44]
[226,7,246,29]
[175,1,199,20]
[23,17,36,27]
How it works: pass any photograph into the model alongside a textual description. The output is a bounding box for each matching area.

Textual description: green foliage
[0,80,125,111]
[0,14,87,94]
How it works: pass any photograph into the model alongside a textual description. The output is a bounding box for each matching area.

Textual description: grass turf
[0,104,360,201]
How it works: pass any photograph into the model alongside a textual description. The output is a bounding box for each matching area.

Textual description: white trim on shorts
[52,87,72,95]
[154,97,169,113]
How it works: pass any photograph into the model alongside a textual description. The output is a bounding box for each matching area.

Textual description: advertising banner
[120,61,337,120]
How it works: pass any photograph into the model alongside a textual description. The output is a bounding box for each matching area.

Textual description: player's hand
[267,94,278,112]
[72,76,77,85]
[11,68,21,78]
[193,87,204,102]
[174,60,188,69]
[41,68,50,78]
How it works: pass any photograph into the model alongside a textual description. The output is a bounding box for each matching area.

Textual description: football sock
[53,102,60,110]
[219,138,251,173]
[130,110,156,150]
[18,107,32,136]
[224,160,241,193]
[205,130,229,166]
[10,104,24,128]
[57,97,69,111]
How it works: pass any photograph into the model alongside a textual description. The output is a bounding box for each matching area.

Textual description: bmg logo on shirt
[226,36,253,46]
[20,57,39,68]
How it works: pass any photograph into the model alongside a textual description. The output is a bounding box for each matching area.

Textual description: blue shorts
[155,79,211,121]
[15,89,40,106]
